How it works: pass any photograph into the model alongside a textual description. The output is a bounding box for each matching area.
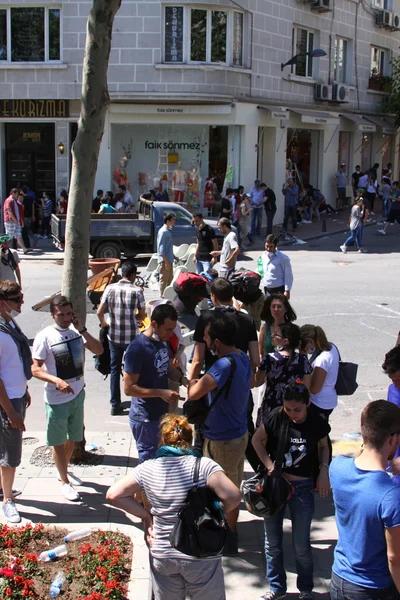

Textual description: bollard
[322,219,327,232]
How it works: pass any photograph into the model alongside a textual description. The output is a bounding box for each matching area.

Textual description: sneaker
[0,488,21,501]
[2,499,21,523]
[61,483,80,501]
[110,406,124,416]
[299,593,314,600]
[258,591,287,600]
[57,472,83,486]
[378,229,386,235]
[358,248,367,253]
[370,211,375,215]
[340,245,347,253]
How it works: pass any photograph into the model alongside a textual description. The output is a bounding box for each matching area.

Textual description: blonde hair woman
[107,414,240,600]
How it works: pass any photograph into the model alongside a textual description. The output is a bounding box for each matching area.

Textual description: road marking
[359,320,397,338]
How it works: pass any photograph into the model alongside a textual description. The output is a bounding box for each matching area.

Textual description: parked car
[51,200,221,258]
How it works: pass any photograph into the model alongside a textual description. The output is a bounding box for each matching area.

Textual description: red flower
[5,588,13,597]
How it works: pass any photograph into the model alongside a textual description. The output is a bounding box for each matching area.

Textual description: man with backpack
[187,312,252,555]
[0,235,22,286]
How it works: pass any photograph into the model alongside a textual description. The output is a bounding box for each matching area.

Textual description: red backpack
[173,272,210,310]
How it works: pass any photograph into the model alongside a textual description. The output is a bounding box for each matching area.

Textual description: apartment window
[371,46,388,76]
[334,37,348,84]
[164,5,245,67]
[292,28,314,77]
[0,6,61,63]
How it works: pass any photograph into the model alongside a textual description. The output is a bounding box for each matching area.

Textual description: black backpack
[94,326,111,378]
[173,272,210,310]
[228,269,261,303]
[169,457,229,558]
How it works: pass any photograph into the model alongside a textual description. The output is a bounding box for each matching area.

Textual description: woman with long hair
[107,414,240,600]
[252,381,331,600]
[258,293,297,359]
[299,324,340,422]
[255,322,312,424]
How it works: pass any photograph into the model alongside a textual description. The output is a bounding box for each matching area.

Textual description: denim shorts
[330,571,400,600]
[0,395,27,468]
[45,388,85,447]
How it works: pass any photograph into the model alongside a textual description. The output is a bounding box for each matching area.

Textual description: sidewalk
[0,427,344,599]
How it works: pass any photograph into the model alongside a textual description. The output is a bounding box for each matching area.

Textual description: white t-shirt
[0,327,27,399]
[32,325,85,405]
[220,231,239,268]
[115,201,124,212]
[130,455,223,559]
[311,345,340,410]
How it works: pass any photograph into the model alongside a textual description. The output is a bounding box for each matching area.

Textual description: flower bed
[0,523,132,599]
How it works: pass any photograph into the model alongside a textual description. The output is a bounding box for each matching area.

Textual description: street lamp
[281,48,327,72]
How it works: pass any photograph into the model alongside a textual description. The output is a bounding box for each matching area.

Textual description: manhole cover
[30,445,104,467]
[22,437,39,445]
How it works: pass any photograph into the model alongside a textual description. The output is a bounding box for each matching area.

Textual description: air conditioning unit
[332,84,350,103]
[315,83,333,101]
[392,13,400,29]
[375,9,392,27]
[310,0,331,11]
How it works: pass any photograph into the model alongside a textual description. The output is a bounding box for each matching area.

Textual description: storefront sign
[359,124,376,132]
[23,131,41,142]
[144,139,201,150]
[301,114,339,125]
[383,127,395,135]
[165,6,183,63]
[270,110,289,120]
[0,100,69,118]
[111,104,232,115]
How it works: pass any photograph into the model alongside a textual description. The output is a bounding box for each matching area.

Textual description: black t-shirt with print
[196,224,217,260]
[193,306,257,371]
[264,407,330,478]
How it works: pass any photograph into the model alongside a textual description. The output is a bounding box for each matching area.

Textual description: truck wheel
[95,242,121,259]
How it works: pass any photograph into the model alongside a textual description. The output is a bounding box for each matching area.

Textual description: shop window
[369,46,391,90]
[164,5,245,67]
[292,28,314,77]
[0,6,61,63]
[334,37,349,84]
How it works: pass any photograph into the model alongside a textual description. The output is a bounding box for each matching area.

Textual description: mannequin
[172,162,187,204]
[204,176,215,208]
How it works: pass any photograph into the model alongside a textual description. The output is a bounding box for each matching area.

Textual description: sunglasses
[6,294,24,303]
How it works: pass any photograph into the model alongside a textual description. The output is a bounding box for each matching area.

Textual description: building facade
[0,0,399,220]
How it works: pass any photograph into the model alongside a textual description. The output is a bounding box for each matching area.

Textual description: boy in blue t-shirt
[330,400,400,599]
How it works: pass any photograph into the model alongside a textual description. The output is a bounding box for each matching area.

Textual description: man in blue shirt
[260,234,293,299]
[282,178,299,232]
[123,303,180,462]
[248,180,267,237]
[157,213,176,297]
[330,400,400,600]
[187,312,251,554]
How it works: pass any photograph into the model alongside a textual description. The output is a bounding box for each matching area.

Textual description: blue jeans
[196,259,211,274]
[265,209,276,235]
[344,226,361,250]
[129,418,160,463]
[330,571,400,600]
[264,478,314,594]
[382,198,390,219]
[250,207,263,236]
[109,341,128,409]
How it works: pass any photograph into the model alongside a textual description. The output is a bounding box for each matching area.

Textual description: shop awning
[290,108,340,126]
[257,105,289,120]
[340,113,376,132]
[363,115,396,135]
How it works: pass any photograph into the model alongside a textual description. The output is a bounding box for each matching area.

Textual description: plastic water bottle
[38,544,67,562]
[49,571,66,598]
[64,528,91,543]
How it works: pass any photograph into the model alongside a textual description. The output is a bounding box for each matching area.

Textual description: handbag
[332,344,358,396]
[169,457,228,558]
[241,416,293,518]
[183,356,236,425]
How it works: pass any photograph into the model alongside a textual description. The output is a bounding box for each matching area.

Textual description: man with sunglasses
[0,281,32,523]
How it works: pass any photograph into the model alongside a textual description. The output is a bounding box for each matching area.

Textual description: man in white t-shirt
[210,218,240,279]
[0,281,32,523]
[32,296,103,501]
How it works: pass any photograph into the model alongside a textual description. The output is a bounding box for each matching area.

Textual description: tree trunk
[63,0,121,463]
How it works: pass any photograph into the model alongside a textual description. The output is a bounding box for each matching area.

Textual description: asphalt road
[17,221,400,438]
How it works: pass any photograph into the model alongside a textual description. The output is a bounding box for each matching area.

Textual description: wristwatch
[79,327,87,334]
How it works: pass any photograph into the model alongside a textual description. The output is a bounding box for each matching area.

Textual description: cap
[340,162,346,167]
[0,235,11,243]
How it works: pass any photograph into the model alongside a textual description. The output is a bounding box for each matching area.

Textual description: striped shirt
[130,455,223,559]
[100,279,145,345]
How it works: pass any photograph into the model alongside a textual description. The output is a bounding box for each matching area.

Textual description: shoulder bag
[169,457,228,558]
[183,356,236,425]
[241,414,293,518]
[331,344,358,396]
